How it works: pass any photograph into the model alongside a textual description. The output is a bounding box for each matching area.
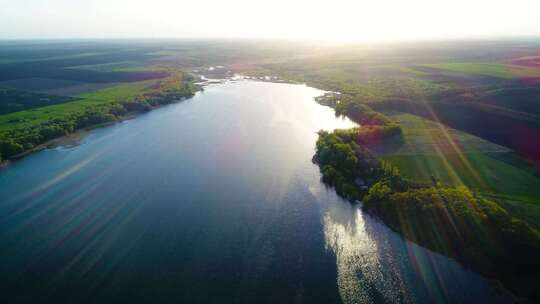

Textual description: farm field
[419,62,540,79]
[0,79,158,134]
[0,78,119,96]
[379,112,540,205]
[375,112,511,155]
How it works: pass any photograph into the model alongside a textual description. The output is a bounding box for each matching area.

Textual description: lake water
[0,81,513,303]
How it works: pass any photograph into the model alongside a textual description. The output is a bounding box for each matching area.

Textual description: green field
[0,80,159,133]
[379,113,540,205]
[420,63,540,78]
[376,112,510,154]
[77,79,160,101]
[382,153,540,203]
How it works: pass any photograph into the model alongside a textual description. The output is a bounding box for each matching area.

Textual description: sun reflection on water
[322,202,412,304]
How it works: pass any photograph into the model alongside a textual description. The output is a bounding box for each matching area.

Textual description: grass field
[379,112,540,205]
[67,62,166,73]
[382,153,540,203]
[77,79,160,101]
[377,112,510,154]
[0,79,160,134]
[0,78,119,97]
[420,63,540,79]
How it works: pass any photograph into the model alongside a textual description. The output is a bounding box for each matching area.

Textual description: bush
[40,125,67,140]
[0,139,24,158]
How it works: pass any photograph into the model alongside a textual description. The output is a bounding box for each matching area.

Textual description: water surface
[0,81,512,303]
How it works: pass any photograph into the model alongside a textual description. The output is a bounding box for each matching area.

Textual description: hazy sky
[1,0,540,41]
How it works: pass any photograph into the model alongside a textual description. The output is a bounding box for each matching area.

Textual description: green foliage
[335,96,393,126]
[363,181,540,297]
[314,92,406,201]
[0,74,197,159]
[0,139,24,157]
[315,127,395,200]
[260,58,447,102]
[316,94,403,151]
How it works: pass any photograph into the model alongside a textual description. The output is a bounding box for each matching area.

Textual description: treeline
[314,93,405,200]
[364,181,540,301]
[314,93,540,301]
[315,130,402,200]
[317,93,402,148]
[0,82,196,162]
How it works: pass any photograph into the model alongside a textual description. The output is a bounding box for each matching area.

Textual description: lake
[0,81,513,303]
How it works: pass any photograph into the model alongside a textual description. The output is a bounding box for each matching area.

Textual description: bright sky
[1,0,540,41]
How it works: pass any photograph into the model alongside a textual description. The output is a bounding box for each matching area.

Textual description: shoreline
[0,93,198,169]
[1,72,292,169]
[11,110,144,157]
